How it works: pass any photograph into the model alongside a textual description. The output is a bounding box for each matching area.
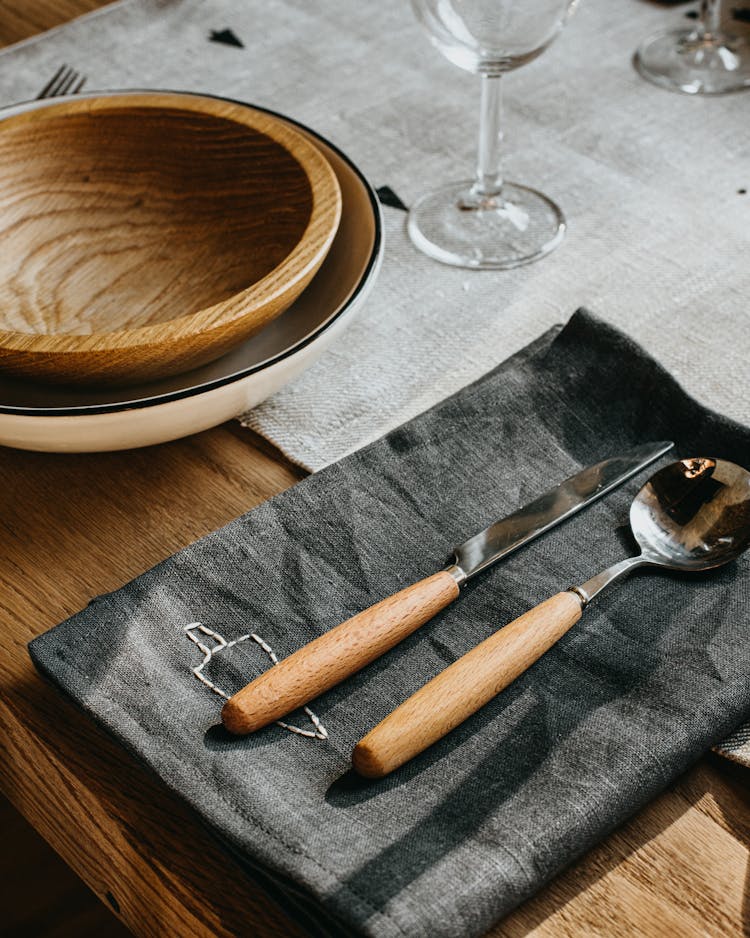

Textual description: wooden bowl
[0,102,385,452]
[0,92,342,385]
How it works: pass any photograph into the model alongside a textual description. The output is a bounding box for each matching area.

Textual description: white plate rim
[0,89,384,417]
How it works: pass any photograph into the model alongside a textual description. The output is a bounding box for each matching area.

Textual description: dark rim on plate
[0,89,383,417]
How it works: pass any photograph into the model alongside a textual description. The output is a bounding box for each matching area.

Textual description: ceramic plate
[0,91,383,452]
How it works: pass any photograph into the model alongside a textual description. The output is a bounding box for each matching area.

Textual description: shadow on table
[497,752,750,937]
[3,666,311,938]
[708,755,750,938]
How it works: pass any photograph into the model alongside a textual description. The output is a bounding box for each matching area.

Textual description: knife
[222,441,673,734]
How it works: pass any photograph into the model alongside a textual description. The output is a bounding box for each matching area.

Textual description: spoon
[352,458,750,778]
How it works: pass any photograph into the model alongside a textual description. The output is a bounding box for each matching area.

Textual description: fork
[36,64,87,99]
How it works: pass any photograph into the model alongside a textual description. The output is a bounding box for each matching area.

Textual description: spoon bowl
[631,457,750,572]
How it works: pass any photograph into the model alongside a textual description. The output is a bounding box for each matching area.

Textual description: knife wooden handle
[352,591,584,778]
[221,570,460,734]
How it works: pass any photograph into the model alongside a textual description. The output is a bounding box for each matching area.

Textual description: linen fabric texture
[30,312,750,938]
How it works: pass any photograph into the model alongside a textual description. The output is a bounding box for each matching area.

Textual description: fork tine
[56,70,78,96]
[36,64,68,99]
[35,65,87,100]
[46,64,72,98]
[49,64,74,97]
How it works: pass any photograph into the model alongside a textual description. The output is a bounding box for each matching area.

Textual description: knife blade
[452,441,674,582]
[222,440,673,735]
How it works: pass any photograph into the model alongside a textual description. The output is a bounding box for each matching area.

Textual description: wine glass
[635,0,750,95]
[408,0,578,270]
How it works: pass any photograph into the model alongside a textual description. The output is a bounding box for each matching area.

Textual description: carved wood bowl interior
[0,92,342,385]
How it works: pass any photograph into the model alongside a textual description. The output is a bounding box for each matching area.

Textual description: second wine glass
[635,0,750,95]
[408,0,578,270]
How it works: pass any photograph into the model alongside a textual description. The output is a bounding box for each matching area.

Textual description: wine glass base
[407,181,565,270]
[635,28,750,95]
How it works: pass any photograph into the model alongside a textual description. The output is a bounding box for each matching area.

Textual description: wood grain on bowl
[0,112,385,452]
[0,92,341,385]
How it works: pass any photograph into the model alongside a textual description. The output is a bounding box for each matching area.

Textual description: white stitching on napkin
[184,623,328,740]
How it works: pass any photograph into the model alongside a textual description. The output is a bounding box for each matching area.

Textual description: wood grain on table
[0,794,131,938]
[0,3,748,938]
[0,0,103,46]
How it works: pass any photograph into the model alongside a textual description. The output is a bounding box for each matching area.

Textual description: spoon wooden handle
[221,571,460,734]
[352,591,584,778]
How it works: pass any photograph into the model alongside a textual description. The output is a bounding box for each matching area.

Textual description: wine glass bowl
[412,0,575,74]
[408,0,577,270]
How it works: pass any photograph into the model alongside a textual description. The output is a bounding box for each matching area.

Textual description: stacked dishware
[0,90,384,451]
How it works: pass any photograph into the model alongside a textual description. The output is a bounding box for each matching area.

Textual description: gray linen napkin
[29,311,750,938]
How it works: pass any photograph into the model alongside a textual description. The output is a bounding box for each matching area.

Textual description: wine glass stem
[699,0,722,39]
[473,74,503,201]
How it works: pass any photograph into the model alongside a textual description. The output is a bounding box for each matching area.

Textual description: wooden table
[1,4,749,937]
